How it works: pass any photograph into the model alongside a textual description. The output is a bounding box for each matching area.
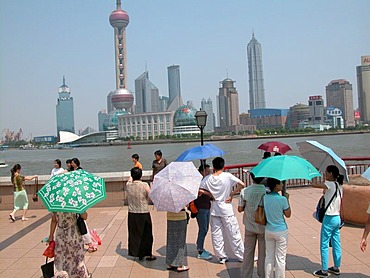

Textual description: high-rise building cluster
[55,1,369,141]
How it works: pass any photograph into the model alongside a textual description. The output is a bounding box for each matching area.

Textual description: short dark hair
[212,157,225,171]
[154,150,162,157]
[263,152,271,159]
[71,158,80,167]
[266,178,281,191]
[130,167,142,180]
[250,172,264,184]
[66,159,72,164]
[54,159,61,167]
[198,164,210,173]
[132,154,139,160]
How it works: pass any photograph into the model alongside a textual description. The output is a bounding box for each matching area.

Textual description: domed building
[173,105,200,135]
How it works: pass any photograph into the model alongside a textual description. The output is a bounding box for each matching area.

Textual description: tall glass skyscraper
[167,65,182,111]
[201,98,215,133]
[218,78,239,128]
[135,71,160,113]
[56,77,75,137]
[326,79,355,128]
[247,33,266,110]
[357,55,370,123]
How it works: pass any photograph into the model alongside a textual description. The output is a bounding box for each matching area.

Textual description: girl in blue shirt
[264,178,291,278]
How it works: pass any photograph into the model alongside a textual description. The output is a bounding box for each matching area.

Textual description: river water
[1,133,369,176]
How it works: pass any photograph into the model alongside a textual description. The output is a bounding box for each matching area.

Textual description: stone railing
[0,171,153,210]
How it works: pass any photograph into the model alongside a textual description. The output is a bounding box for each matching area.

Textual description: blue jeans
[320,215,341,270]
[196,208,210,251]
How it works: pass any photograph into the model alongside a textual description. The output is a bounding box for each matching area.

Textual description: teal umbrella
[250,155,321,181]
[38,169,106,213]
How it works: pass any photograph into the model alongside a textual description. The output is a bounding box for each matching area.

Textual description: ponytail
[336,174,344,185]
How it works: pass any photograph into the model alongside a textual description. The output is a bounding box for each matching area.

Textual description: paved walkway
[0,187,369,278]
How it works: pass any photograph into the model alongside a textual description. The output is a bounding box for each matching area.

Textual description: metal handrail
[224,156,370,187]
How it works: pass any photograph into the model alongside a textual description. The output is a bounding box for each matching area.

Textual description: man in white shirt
[200,157,245,264]
[50,159,64,177]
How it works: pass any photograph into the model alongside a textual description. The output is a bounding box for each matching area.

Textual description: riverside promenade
[0,187,369,278]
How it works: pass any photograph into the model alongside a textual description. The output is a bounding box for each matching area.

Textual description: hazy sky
[1,0,369,139]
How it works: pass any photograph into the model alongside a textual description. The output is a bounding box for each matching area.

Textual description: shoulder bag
[76,214,88,235]
[255,195,266,225]
[315,182,338,223]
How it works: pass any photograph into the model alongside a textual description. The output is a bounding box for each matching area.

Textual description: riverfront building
[134,71,160,113]
[56,77,75,137]
[247,33,266,110]
[217,78,240,129]
[285,104,310,129]
[118,111,174,140]
[167,65,183,111]
[173,105,200,135]
[159,96,169,112]
[201,98,215,133]
[326,79,355,128]
[247,108,288,130]
[357,55,370,123]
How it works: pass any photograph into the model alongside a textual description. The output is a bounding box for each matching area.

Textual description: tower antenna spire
[145,60,148,72]
[226,68,229,78]
[116,0,121,9]
[63,76,65,86]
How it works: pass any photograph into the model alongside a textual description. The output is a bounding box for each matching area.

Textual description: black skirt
[128,212,154,257]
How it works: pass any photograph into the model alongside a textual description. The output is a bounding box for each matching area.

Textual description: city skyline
[0,0,369,137]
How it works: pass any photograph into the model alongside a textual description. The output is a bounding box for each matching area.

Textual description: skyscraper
[357,55,370,123]
[159,96,169,112]
[56,77,75,136]
[135,71,160,113]
[201,98,215,133]
[167,65,183,111]
[247,33,266,110]
[218,78,240,128]
[326,79,355,128]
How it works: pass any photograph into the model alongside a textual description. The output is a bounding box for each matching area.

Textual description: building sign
[354,111,361,119]
[362,55,370,66]
[326,106,342,116]
[33,136,56,143]
[309,95,322,100]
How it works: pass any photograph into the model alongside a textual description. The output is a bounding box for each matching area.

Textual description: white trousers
[210,215,244,261]
[265,229,288,278]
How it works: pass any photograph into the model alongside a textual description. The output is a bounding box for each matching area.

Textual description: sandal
[177,265,190,272]
[146,256,157,261]
[167,266,176,271]
[87,246,97,253]
[9,214,15,222]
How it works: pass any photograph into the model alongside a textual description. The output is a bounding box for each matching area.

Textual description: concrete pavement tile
[114,256,135,267]
[109,266,132,278]
[97,255,119,267]
[91,266,113,278]
[0,258,17,269]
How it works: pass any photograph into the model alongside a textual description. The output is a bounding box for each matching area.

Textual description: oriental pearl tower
[107,0,134,114]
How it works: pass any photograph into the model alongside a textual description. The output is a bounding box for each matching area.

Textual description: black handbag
[315,182,338,223]
[76,214,88,235]
[41,257,54,278]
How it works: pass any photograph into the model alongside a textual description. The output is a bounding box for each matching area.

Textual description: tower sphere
[109,9,129,29]
[111,88,134,110]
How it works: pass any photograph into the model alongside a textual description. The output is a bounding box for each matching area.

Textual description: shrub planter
[342,175,370,226]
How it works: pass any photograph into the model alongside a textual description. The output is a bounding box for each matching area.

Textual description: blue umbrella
[250,155,321,181]
[362,167,370,180]
[296,140,348,182]
[175,143,225,162]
